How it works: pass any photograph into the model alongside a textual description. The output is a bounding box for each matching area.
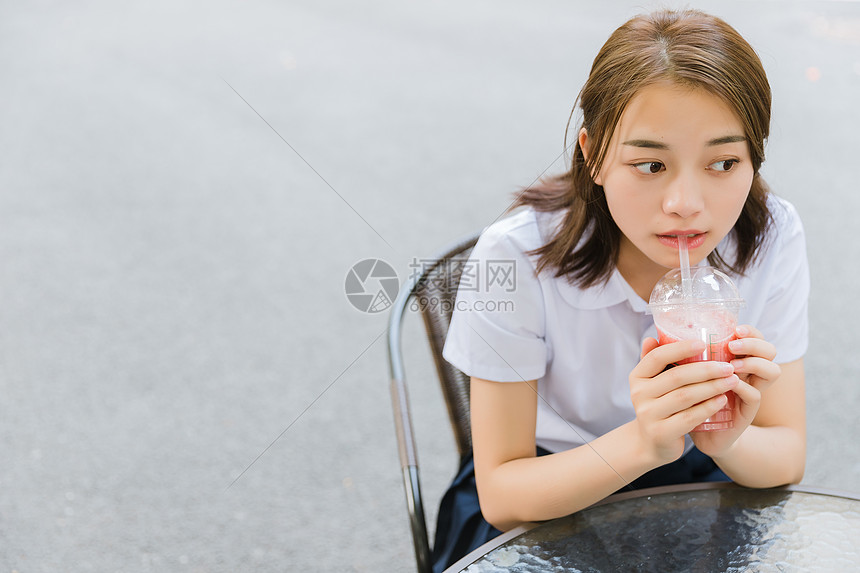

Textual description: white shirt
[442,196,809,454]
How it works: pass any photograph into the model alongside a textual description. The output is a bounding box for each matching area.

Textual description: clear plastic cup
[648,267,745,432]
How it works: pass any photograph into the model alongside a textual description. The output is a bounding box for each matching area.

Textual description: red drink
[657,329,737,364]
[657,327,736,431]
[649,266,744,433]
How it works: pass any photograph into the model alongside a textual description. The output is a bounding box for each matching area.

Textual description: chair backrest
[387,230,480,573]
[414,236,480,458]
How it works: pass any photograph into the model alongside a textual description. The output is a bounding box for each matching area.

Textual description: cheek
[715,174,754,222]
[604,186,654,234]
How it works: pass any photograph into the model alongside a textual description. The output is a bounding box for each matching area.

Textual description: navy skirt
[431,446,730,572]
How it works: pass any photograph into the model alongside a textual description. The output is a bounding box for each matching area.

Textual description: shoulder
[736,193,808,295]
[474,207,563,262]
[478,207,544,249]
[733,194,806,276]
[759,194,807,264]
[736,194,810,363]
[767,194,804,237]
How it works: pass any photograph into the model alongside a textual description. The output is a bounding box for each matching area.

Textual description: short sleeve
[753,199,810,364]
[442,219,548,382]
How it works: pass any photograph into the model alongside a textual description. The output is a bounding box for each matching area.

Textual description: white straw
[679,235,692,299]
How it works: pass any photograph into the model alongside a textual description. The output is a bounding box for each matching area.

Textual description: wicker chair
[387,230,481,573]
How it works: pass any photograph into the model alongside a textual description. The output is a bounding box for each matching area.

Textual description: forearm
[477,421,660,530]
[712,424,805,488]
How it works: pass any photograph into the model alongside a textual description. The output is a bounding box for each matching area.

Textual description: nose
[662,171,704,219]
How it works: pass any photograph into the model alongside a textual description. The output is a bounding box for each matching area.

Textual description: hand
[692,324,780,457]
[630,337,740,466]
[729,325,781,390]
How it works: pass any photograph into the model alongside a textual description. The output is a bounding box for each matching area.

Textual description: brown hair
[514,9,773,287]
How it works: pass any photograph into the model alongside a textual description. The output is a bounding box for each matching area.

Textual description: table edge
[443,482,860,572]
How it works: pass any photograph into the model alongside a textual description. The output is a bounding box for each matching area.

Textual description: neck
[615,241,672,302]
[618,265,668,302]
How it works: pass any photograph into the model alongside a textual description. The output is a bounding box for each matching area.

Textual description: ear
[578,128,603,186]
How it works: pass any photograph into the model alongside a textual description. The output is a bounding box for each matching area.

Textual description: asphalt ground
[1,1,858,571]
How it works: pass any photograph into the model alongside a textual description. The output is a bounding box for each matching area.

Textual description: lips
[657,231,706,249]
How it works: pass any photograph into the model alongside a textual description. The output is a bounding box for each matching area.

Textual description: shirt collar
[554,268,650,313]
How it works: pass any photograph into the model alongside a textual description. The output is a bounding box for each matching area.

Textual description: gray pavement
[1,0,858,571]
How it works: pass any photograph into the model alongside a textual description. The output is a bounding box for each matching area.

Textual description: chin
[661,254,695,271]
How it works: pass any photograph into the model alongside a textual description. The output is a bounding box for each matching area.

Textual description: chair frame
[387,230,481,573]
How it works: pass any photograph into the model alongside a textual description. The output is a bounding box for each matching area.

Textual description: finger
[726,380,762,419]
[730,356,781,386]
[730,378,759,402]
[648,360,735,398]
[728,337,777,361]
[734,324,763,340]
[634,339,708,378]
[667,393,730,435]
[651,374,739,419]
[640,337,659,360]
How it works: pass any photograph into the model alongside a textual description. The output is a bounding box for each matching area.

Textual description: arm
[471,377,651,531]
[472,338,736,531]
[708,358,806,486]
[694,326,806,486]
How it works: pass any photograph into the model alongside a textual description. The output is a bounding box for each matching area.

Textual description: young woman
[433,9,808,571]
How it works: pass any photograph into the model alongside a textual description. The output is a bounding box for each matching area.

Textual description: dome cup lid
[647,266,745,314]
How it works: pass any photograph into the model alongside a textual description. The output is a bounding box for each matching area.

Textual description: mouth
[657,232,706,249]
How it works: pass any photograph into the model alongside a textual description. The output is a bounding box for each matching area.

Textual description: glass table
[445,483,860,572]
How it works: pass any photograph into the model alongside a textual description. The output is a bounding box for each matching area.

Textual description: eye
[633,161,664,174]
[709,159,739,172]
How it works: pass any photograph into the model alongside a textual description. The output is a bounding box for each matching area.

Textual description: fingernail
[692,340,707,352]
[724,375,739,389]
[735,326,749,337]
[731,359,744,370]
[729,340,742,352]
[719,362,734,375]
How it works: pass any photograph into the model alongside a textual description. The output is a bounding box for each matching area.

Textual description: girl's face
[581,82,754,290]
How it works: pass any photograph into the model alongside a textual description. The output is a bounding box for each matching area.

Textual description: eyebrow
[707,135,747,146]
[622,135,747,150]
